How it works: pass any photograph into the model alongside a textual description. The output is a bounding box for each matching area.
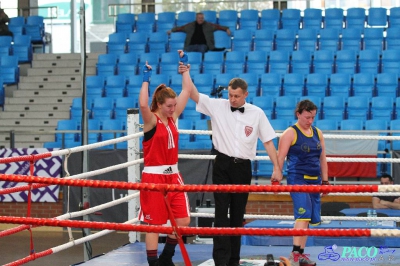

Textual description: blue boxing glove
[142,64,152,83]
[180,52,188,65]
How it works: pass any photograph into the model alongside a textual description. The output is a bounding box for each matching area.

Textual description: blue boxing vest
[286,124,322,177]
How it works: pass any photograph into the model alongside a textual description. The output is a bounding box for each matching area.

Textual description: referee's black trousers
[212,152,252,266]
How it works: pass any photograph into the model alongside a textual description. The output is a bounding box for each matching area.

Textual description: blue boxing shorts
[287,173,321,225]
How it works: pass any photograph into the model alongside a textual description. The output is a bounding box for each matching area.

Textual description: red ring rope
[0,174,380,193]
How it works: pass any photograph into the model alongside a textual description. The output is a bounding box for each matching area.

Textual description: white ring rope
[51,217,139,254]
[178,154,400,163]
[178,130,400,141]
[57,192,140,221]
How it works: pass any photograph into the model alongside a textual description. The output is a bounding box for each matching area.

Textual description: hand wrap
[142,65,152,83]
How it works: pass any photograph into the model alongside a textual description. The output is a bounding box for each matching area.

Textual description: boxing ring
[1,109,400,266]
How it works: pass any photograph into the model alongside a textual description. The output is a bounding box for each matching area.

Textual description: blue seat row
[0,35,33,62]
[44,118,128,149]
[9,16,45,45]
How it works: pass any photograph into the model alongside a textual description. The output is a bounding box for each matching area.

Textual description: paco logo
[318,244,396,263]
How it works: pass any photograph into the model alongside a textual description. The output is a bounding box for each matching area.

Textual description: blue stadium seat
[239,9,259,32]
[322,96,346,123]
[340,119,364,130]
[148,74,170,93]
[252,96,274,118]
[192,73,214,94]
[169,74,183,90]
[135,12,155,33]
[281,9,301,31]
[185,51,202,74]
[282,73,305,97]
[91,97,114,119]
[176,11,196,27]
[363,28,385,51]
[12,35,32,62]
[302,8,323,33]
[260,9,281,31]
[8,17,25,37]
[253,28,275,52]
[96,54,118,77]
[238,73,259,98]
[315,119,338,130]
[202,51,224,74]
[148,32,168,54]
[117,52,139,77]
[365,119,389,151]
[100,119,127,149]
[318,28,340,52]
[385,27,400,51]
[214,73,235,91]
[376,73,398,98]
[347,96,370,121]
[138,52,160,69]
[389,7,400,28]
[218,10,238,33]
[0,55,19,84]
[296,28,318,52]
[370,96,394,121]
[381,49,400,75]
[324,8,344,32]
[352,73,376,98]
[0,36,12,57]
[312,50,335,75]
[168,32,186,52]
[213,30,232,50]
[275,28,296,51]
[275,96,298,120]
[305,73,328,98]
[246,50,268,74]
[115,13,135,36]
[224,51,246,74]
[56,119,79,143]
[202,10,217,24]
[367,7,388,28]
[114,96,138,119]
[125,75,142,98]
[232,29,253,51]
[358,49,380,75]
[106,32,127,55]
[156,12,176,33]
[86,76,105,97]
[25,15,45,44]
[160,52,180,68]
[105,75,126,97]
[335,50,358,74]
[390,119,400,150]
[127,32,148,53]
[329,73,352,98]
[290,50,312,75]
[345,8,366,32]
[267,50,290,75]
[340,28,362,51]
[260,73,282,100]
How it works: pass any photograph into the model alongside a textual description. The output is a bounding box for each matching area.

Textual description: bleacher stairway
[0,53,99,148]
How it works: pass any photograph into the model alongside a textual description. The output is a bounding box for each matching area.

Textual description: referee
[179,64,282,266]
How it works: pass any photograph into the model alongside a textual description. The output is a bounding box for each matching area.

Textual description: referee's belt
[143,164,179,174]
[215,150,250,164]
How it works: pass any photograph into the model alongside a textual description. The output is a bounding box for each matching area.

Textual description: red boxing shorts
[138,164,190,225]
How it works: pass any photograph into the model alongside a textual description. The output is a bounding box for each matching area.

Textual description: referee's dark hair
[228,78,248,92]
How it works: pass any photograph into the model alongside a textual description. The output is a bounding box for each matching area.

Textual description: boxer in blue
[278,100,329,266]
